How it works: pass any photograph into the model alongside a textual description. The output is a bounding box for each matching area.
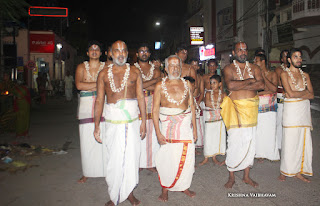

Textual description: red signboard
[29,6,68,17]
[30,34,55,53]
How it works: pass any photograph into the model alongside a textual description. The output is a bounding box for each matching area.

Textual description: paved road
[1,97,319,206]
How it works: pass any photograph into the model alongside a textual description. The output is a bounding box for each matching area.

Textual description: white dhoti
[78,91,105,177]
[155,107,195,191]
[255,93,280,161]
[280,98,313,177]
[276,86,284,149]
[221,96,259,172]
[139,91,159,168]
[195,101,205,148]
[204,108,226,157]
[104,99,140,205]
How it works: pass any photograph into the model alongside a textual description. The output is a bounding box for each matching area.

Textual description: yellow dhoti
[221,96,259,171]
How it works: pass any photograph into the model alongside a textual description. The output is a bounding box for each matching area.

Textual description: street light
[155,21,160,26]
[56,43,63,50]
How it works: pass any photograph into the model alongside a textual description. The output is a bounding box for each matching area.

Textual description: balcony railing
[292,0,320,20]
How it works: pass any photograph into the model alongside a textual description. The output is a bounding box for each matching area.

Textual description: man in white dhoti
[200,75,226,166]
[278,48,314,183]
[190,59,205,153]
[254,54,280,162]
[94,41,146,206]
[221,42,264,188]
[134,43,161,172]
[75,41,106,183]
[275,50,289,149]
[153,55,197,202]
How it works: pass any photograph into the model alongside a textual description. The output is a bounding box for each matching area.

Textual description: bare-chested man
[134,43,161,173]
[278,48,314,183]
[75,41,106,183]
[220,41,264,188]
[190,58,205,152]
[153,55,197,202]
[175,45,197,84]
[94,40,146,206]
[190,58,204,104]
[254,54,280,162]
[105,45,113,65]
[274,49,289,149]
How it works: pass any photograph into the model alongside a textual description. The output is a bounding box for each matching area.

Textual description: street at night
[1,0,320,206]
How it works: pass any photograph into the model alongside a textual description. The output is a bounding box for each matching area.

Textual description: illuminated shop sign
[190,27,204,45]
[199,44,215,61]
[30,34,55,53]
[29,6,68,17]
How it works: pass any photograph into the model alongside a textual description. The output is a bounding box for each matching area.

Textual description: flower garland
[233,60,253,80]
[161,76,188,106]
[280,63,287,71]
[107,63,130,93]
[284,67,307,91]
[134,62,155,81]
[84,61,105,81]
[210,89,222,110]
[193,97,201,118]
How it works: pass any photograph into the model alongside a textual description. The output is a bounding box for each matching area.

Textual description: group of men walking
[75,40,314,206]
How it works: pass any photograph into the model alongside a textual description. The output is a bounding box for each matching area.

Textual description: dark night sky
[63,0,187,45]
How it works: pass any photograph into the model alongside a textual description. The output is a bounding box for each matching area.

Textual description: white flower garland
[193,97,201,118]
[84,61,105,81]
[134,62,155,81]
[161,76,188,106]
[284,67,307,91]
[233,60,253,80]
[107,63,130,93]
[280,63,287,71]
[210,89,222,110]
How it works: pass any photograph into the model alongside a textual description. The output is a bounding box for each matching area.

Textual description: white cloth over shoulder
[155,107,195,191]
[104,99,140,205]
[280,98,313,177]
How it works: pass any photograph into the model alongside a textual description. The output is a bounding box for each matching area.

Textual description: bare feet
[105,200,115,206]
[77,176,88,183]
[242,177,259,188]
[158,188,169,202]
[127,192,140,206]
[182,189,196,198]
[199,158,208,166]
[225,172,235,189]
[278,174,286,182]
[295,173,311,183]
[219,160,226,166]
[224,178,235,188]
[147,167,157,173]
[195,149,201,155]
[257,158,264,163]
